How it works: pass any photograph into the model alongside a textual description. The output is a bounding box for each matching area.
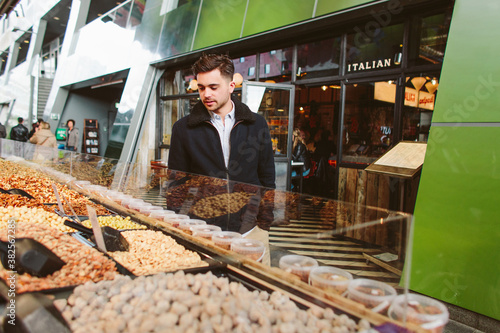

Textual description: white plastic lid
[388,293,449,330]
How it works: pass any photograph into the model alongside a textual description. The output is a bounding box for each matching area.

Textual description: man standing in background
[9,117,29,142]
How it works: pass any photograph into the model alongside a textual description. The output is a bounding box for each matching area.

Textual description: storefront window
[233,55,256,82]
[296,37,341,80]
[342,81,396,165]
[410,12,452,66]
[259,48,293,83]
[402,75,439,142]
[129,0,146,27]
[346,23,404,74]
[161,70,182,96]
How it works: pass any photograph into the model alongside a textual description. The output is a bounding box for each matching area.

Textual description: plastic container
[112,194,133,205]
[128,201,152,212]
[174,214,190,220]
[230,238,266,262]
[178,219,206,234]
[149,210,176,220]
[191,224,222,239]
[347,278,397,313]
[309,266,353,295]
[388,294,449,333]
[121,198,144,209]
[279,255,319,282]
[72,180,91,190]
[211,231,242,250]
[138,205,163,214]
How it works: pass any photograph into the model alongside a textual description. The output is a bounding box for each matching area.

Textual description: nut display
[0,212,118,292]
[109,230,204,276]
[81,215,147,230]
[347,278,397,314]
[0,206,75,233]
[190,192,253,219]
[56,270,370,333]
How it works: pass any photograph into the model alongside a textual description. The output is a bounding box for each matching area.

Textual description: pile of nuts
[0,206,74,233]
[56,270,370,333]
[190,192,253,219]
[0,213,118,292]
[81,215,147,230]
[109,230,203,276]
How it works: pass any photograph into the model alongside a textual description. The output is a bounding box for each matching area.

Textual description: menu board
[365,141,427,178]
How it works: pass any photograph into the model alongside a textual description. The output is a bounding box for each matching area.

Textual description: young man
[9,117,29,142]
[168,53,275,188]
[168,54,275,264]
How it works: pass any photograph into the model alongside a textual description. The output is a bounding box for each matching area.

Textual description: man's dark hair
[67,119,75,127]
[192,53,234,81]
[18,117,23,123]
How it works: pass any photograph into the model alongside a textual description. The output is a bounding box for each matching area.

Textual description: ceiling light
[54,17,60,20]
[321,85,327,91]
[90,79,124,89]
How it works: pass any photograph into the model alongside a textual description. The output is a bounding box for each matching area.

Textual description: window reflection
[342,81,395,165]
[296,37,341,80]
[411,12,452,66]
[259,48,293,83]
[346,24,404,74]
[402,75,439,141]
[233,55,256,82]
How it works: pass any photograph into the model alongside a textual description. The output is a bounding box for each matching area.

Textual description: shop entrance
[242,81,295,191]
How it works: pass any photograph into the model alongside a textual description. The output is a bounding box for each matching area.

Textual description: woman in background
[29,121,57,161]
[65,119,79,151]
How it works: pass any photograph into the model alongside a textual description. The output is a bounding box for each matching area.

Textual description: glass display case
[0,138,448,332]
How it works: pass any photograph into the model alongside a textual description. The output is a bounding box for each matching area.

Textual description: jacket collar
[187,96,256,127]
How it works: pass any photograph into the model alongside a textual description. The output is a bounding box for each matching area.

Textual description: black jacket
[168,96,276,188]
[10,124,29,142]
[292,141,311,172]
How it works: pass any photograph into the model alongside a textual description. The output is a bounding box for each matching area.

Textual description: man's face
[197,69,235,115]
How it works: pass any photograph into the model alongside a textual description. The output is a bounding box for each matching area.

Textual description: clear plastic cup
[122,198,144,209]
[129,202,152,212]
[388,294,449,333]
[174,214,190,220]
[178,219,206,234]
[279,255,319,282]
[347,278,397,313]
[139,205,163,214]
[191,224,222,239]
[230,238,266,262]
[112,194,133,205]
[149,210,176,220]
[211,231,242,250]
[309,266,353,295]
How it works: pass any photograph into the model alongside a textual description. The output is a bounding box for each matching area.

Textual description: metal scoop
[63,220,129,252]
[0,238,65,277]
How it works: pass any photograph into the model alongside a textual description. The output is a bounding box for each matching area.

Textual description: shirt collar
[209,101,235,120]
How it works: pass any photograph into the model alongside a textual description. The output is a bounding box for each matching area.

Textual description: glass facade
[157,7,452,198]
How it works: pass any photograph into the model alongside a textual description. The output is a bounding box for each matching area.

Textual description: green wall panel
[412,126,500,319]
[242,0,316,37]
[431,1,500,123]
[315,0,376,17]
[192,0,247,50]
[157,0,201,59]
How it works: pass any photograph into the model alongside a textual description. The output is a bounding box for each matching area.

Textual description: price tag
[52,184,65,214]
[87,205,107,253]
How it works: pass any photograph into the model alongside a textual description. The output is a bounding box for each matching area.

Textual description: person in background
[292,128,311,178]
[168,53,275,265]
[64,119,79,151]
[9,117,29,142]
[29,121,58,161]
[28,118,44,139]
[0,122,6,139]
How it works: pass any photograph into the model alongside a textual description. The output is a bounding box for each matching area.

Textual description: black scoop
[0,238,65,277]
[64,220,129,252]
[0,188,35,200]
